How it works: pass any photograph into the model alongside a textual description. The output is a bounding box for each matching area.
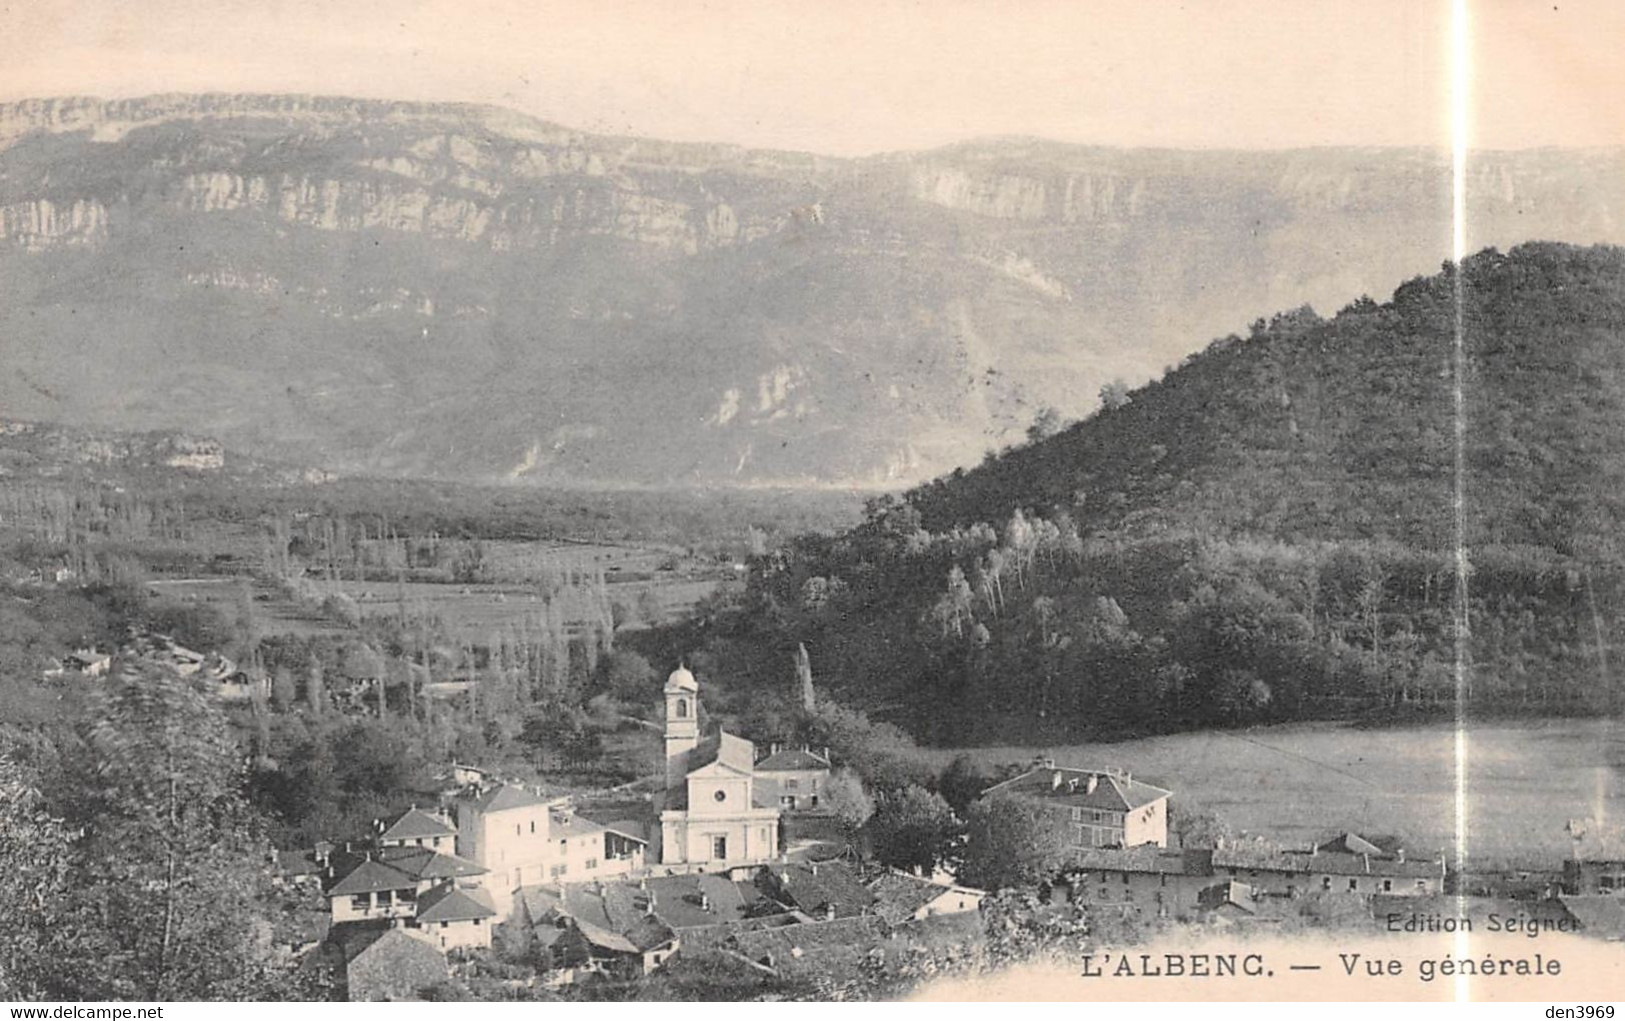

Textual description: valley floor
[911,717,1625,867]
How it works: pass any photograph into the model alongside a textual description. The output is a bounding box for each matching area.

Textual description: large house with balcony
[322,809,497,950]
[450,781,647,919]
[984,760,1172,850]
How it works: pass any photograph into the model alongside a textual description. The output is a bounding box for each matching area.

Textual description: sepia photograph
[0,0,1622,1007]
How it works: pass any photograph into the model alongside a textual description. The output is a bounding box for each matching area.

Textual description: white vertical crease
[1450,0,1472,1003]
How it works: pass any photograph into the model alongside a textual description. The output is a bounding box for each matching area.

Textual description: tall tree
[0,743,73,999]
[960,792,1070,890]
[58,664,295,1000]
[868,785,959,874]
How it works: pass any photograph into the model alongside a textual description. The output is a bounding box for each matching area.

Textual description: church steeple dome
[665,663,698,693]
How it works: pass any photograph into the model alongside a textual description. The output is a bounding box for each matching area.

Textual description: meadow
[144,538,732,643]
[919,718,1625,867]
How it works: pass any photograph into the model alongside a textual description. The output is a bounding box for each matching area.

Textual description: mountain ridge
[3,93,1622,487]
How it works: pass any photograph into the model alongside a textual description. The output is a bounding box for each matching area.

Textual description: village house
[1562,848,1625,895]
[657,665,782,867]
[327,926,452,1001]
[215,669,270,703]
[522,881,680,977]
[865,869,985,923]
[636,872,788,932]
[412,883,499,951]
[450,782,647,919]
[1207,834,1445,897]
[1550,896,1625,941]
[1196,879,1261,921]
[1059,846,1209,918]
[378,807,458,853]
[1055,833,1446,916]
[324,844,487,925]
[983,759,1172,850]
[61,648,111,677]
[753,746,833,811]
[312,811,499,961]
[755,860,876,921]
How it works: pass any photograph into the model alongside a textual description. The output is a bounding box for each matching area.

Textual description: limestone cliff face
[909,164,1150,222]
[171,169,743,253]
[0,197,109,249]
[1,96,761,254]
[1,94,1622,488]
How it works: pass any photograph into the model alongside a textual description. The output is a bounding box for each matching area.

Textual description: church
[656,665,781,867]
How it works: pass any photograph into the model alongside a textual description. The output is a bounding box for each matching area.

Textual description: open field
[918,718,1625,867]
[301,574,725,638]
[145,543,730,643]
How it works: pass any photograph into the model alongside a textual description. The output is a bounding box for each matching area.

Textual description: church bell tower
[664,664,700,791]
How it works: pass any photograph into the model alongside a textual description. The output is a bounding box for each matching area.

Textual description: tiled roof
[1068,846,1195,876]
[380,808,455,842]
[645,874,773,930]
[865,871,979,922]
[551,813,608,839]
[689,730,756,774]
[274,847,326,878]
[341,927,449,1001]
[1212,846,1441,879]
[376,846,487,881]
[559,883,677,954]
[1556,895,1625,938]
[468,784,549,813]
[415,884,497,923]
[984,766,1170,810]
[518,884,562,924]
[1198,880,1257,913]
[755,748,830,772]
[1316,832,1388,857]
[760,861,875,918]
[329,859,419,896]
[598,820,649,844]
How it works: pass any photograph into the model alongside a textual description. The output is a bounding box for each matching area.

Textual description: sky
[0,0,1619,156]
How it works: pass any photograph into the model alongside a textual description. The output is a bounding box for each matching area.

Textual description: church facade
[657,665,781,867]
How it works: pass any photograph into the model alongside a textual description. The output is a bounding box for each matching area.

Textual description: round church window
[713,789,727,802]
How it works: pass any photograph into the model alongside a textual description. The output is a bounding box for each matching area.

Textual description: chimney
[823,903,836,921]
[1396,848,1405,863]
[1086,775,1099,794]
[810,862,819,876]
[1051,771,1064,790]
[699,892,712,911]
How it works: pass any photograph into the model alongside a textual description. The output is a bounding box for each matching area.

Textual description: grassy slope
[911,718,1625,866]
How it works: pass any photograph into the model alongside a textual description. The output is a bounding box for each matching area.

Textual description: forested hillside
[680,244,1625,744]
